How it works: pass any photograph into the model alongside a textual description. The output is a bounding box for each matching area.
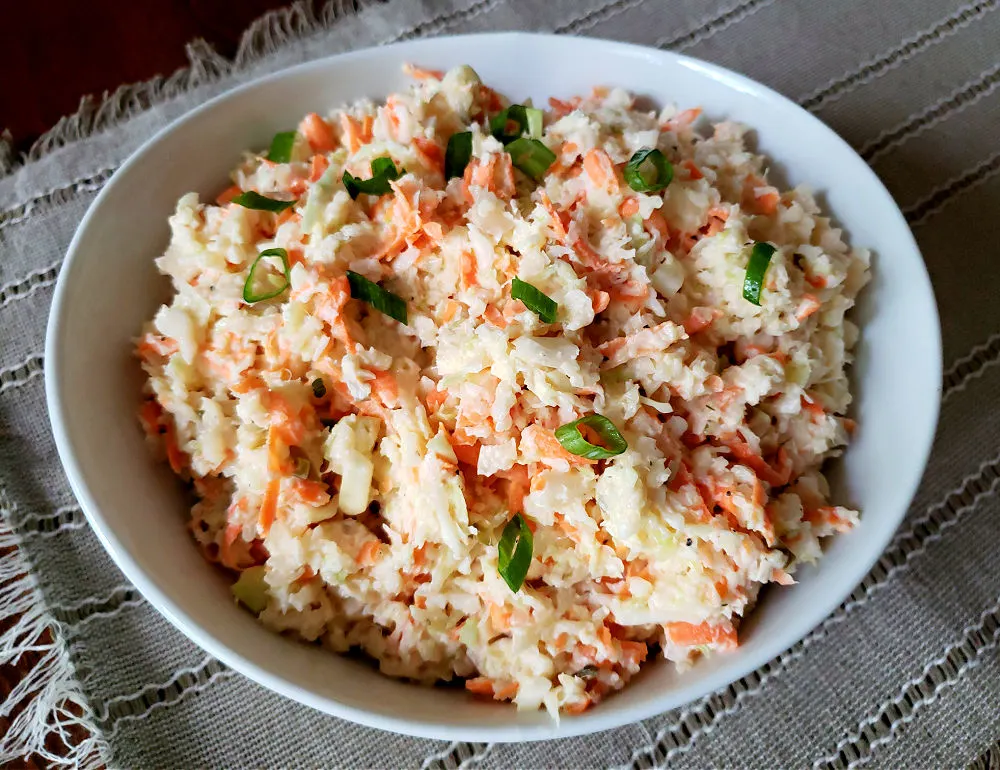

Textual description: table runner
[2,0,1000,766]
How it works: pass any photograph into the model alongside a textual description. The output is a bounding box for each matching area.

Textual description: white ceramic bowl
[45,32,941,741]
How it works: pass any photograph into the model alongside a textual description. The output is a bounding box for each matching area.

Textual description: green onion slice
[232,566,268,613]
[742,242,777,306]
[490,104,542,144]
[311,378,327,398]
[293,457,311,478]
[243,248,291,304]
[511,278,558,323]
[554,414,628,459]
[343,157,404,199]
[525,107,544,139]
[346,270,408,324]
[624,148,673,192]
[505,137,556,181]
[231,190,297,213]
[267,131,296,163]
[445,131,473,179]
[498,513,533,592]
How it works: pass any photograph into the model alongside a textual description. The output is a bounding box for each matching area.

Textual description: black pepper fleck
[686,538,693,547]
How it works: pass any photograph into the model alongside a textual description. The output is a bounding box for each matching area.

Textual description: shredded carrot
[800,394,826,420]
[216,184,242,205]
[583,148,619,192]
[499,464,530,514]
[339,114,364,154]
[662,107,702,130]
[730,441,791,489]
[755,188,780,215]
[489,603,512,632]
[371,370,399,405]
[259,478,281,535]
[452,441,481,468]
[589,289,611,313]
[413,136,445,174]
[163,423,186,474]
[805,272,828,289]
[309,154,330,182]
[465,677,495,697]
[358,540,382,566]
[620,640,649,666]
[682,160,703,180]
[425,387,448,413]
[493,682,518,700]
[565,698,593,715]
[402,63,444,80]
[138,400,163,437]
[683,307,716,335]
[300,113,337,153]
[796,293,822,321]
[644,210,671,242]
[137,332,178,360]
[461,250,478,289]
[539,191,569,239]
[287,478,331,507]
[269,393,307,445]
[522,424,597,467]
[618,197,640,219]
[496,152,516,199]
[548,96,580,117]
[665,621,738,649]
[266,425,288,474]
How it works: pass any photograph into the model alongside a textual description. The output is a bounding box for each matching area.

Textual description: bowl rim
[44,30,942,742]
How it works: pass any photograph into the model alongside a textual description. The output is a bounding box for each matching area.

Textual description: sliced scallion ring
[346,270,408,324]
[505,137,556,181]
[490,105,528,144]
[511,278,558,323]
[525,107,544,139]
[743,242,777,306]
[267,131,296,163]
[243,248,291,304]
[293,457,311,478]
[624,148,673,192]
[498,513,533,592]
[231,190,297,213]
[445,131,473,179]
[343,157,404,199]
[554,414,628,459]
[231,566,268,613]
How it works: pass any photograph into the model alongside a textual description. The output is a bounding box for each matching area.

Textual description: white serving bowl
[45,32,940,741]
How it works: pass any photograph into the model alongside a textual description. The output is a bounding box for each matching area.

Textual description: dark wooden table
[2,0,295,154]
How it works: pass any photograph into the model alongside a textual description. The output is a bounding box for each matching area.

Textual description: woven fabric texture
[1,0,999,767]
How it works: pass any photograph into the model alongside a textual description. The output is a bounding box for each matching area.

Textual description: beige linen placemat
[2,0,999,767]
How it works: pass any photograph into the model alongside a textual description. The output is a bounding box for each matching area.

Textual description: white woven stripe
[904,151,1000,226]
[0,260,61,310]
[798,0,999,110]
[554,0,648,35]
[812,596,1000,769]
[942,329,1000,402]
[0,353,43,394]
[859,62,1000,162]
[654,0,779,51]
